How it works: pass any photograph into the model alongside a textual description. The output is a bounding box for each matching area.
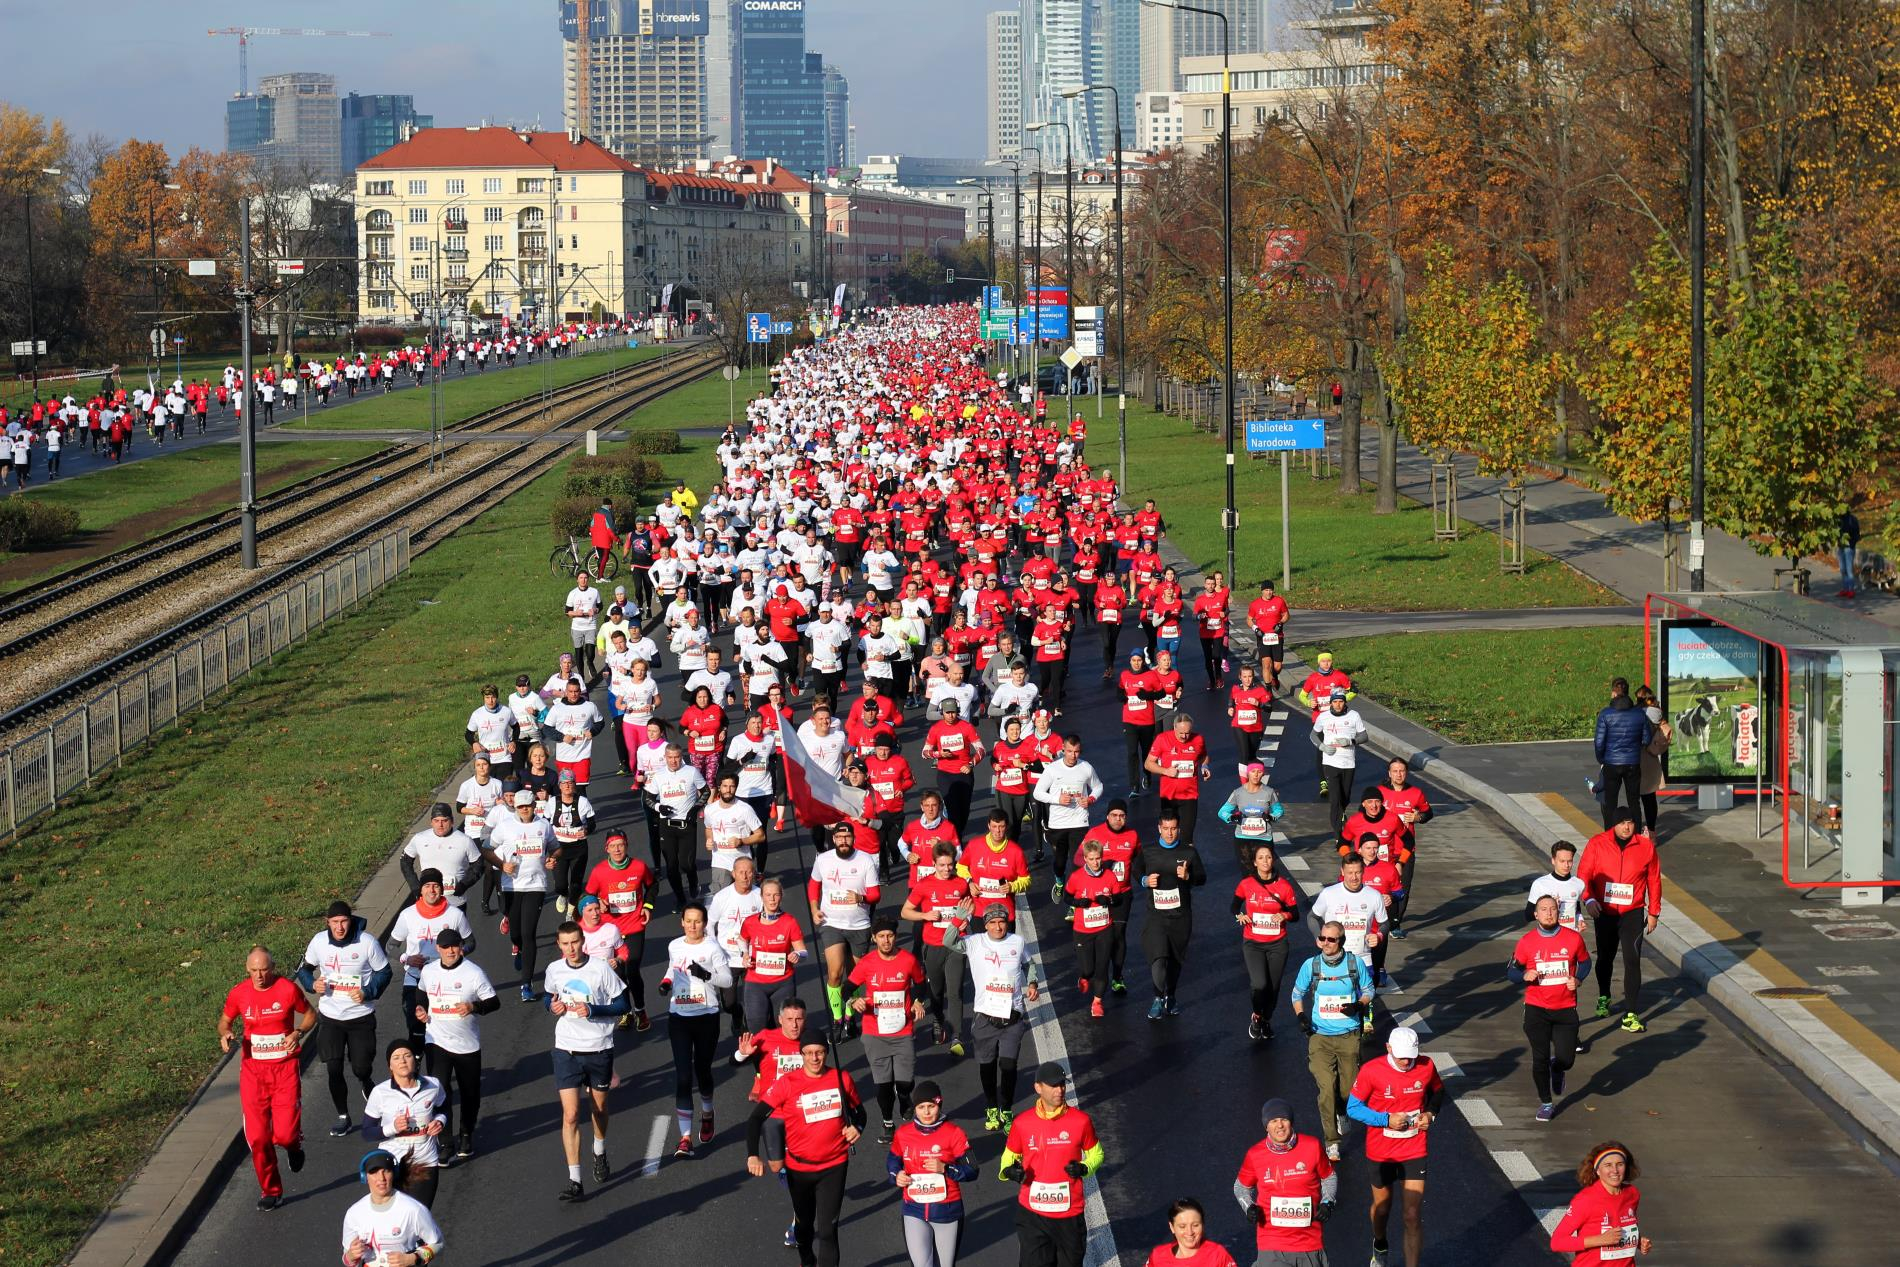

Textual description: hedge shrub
[0,497,81,551]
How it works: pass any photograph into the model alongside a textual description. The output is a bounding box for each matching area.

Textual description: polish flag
[778,718,866,829]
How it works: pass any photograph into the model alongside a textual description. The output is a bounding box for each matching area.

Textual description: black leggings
[669,1010,721,1110]
[1143,917,1191,997]
[1324,764,1355,837]
[1037,659,1068,713]
[1046,827,1084,883]
[400,1163,439,1209]
[552,842,589,908]
[787,1161,849,1267]
[1523,1004,1580,1102]
[1233,728,1264,771]
[1199,637,1225,686]
[745,794,776,873]
[425,1044,483,1137]
[507,892,547,985]
[997,792,1031,847]
[656,817,700,905]
[1240,938,1289,1021]
[1100,622,1124,668]
[743,977,798,1032]
[1593,909,1647,1014]
[620,933,647,1011]
[1075,932,1112,999]
[978,1056,1021,1111]
[1124,724,1154,790]
[940,774,974,840]
[318,1015,376,1116]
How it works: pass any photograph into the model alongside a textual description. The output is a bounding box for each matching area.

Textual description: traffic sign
[722,365,741,381]
[1244,418,1327,453]
[982,284,1006,312]
[1059,346,1084,370]
[150,327,166,354]
[275,259,306,276]
[981,306,1016,341]
[188,259,218,277]
[769,320,794,336]
[173,336,186,346]
[746,312,771,344]
[1074,306,1104,357]
[9,340,46,356]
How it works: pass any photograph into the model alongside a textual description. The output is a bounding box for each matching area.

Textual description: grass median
[1295,627,1637,743]
[1115,398,1617,610]
[0,369,717,1267]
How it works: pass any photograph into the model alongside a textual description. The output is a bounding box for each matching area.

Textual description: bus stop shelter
[1644,590,1900,905]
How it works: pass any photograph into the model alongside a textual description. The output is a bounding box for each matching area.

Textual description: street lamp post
[1026,120,1074,297]
[237,199,258,569]
[984,157,1024,382]
[1146,0,1235,588]
[21,167,62,399]
[1021,147,1047,372]
[1064,83,1127,494]
[1689,0,1706,592]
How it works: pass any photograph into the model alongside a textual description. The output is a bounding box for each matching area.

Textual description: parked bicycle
[550,534,619,581]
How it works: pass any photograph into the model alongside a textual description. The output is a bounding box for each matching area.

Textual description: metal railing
[0,528,411,841]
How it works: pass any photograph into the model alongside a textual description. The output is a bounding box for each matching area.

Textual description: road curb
[1357,713,1900,1161]
[68,762,480,1267]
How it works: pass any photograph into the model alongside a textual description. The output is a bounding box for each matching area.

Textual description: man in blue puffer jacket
[1593,677,1655,829]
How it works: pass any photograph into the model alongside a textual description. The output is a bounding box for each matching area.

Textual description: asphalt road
[167,599,1576,1267]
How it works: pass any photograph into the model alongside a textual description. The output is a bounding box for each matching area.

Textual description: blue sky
[2,0,987,160]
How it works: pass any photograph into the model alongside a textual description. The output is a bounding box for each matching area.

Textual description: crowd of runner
[216,306,1655,1267]
[0,320,629,482]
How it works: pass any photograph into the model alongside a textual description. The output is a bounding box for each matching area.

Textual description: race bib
[676,969,708,1005]
[1382,1113,1418,1139]
[1316,995,1350,1021]
[1236,708,1258,727]
[755,950,788,974]
[693,734,717,753]
[998,768,1025,790]
[1605,882,1635,907]
[606,890,638,914]
[1250,911,1283,933]
[555,825,586,842]
[327,972,362,992]
[1079,905,1111,932]
[874,781,896,798]
[978,979,1017,1018]
[975,877,1006,899]
[1125,694,1148,711]
[1171,761,1194,779]
[1341,918,1369,955]
[906,1172,948,1204]
[1152,888,1181,912]
[1101,608,1121,624]
[1600,1226,1640,1261]
[1535,959,1573,987]
[248,1032,293,1061]
[1260,631,1280,647]
[1027,1180,1073,1215]
[939,734,965,753]
[872,989,907,1035]
[1268,1195,1312,1228]
[1159,622,1179,639]
[932,906,959,929]
[775,1052,804,1075]
[828,889,859,910]
[799,1087,843,1123]
[1239,813,1268,838]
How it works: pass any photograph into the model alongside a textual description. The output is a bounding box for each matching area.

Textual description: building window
[1254,106,1269,127]
[569,176,578,191]
[407,179,427,196]
[519,178,546,193]
[570,205,579,220]
[369,290,395,309]
[409,236,428,252]
[484,234,504,251]
[447,235,466,252]
[1316,101,1330,120]
[484,207,504,223]
[448,263,467,280]
[410,264,430,280]
[446,178,465,195]
[483,177,502,193]
[570,235,579,249]
[408,207,427,223]
[364,180,394,197]
[365,209,393,230]
[1203,108,1215,128]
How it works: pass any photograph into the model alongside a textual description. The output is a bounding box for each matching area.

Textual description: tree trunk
[1337,338,1366,495]
[1374,365,1399,514]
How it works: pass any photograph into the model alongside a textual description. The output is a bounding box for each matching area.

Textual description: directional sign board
[981,305,1017,341]
[1073,306,1104,357]
[275,259,306,276]
[1244,417,1328,453]
[10,340,46,356]
[769,320,795,336]
[746,312,771,344]
[982,284,1006,312]
[1024,286,1071,340]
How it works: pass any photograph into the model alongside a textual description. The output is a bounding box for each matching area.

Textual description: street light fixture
[1062,83,1128,495]
[21,166,62,399]
[1016,145,1047,371]
[1143,0,1236,593]
[984,157,1025,382]
[1025,120,1074,298]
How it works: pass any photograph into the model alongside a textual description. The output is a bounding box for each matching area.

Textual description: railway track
[0,348,718,731]
[0,349,701,631]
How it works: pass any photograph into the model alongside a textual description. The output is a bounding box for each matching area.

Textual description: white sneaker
[554,897,569,915]
[1326,1142,1341,1162]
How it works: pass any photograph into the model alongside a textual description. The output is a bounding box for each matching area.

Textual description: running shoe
[512,947,523,970]
[328,1115,352,1138]
[1370,1246,1389,1267]
[1247,1016,1266,1041]
[1620,1012,1647,1033]
[1090,999,1105,1018]
[1318,778,1329,797]
[1077,978,1090,995]
[700,1113,715,1144]
[1390,925,1408,940]
[1360,1014,1374,1033]
[784,1221,798,1248]
[1326,1143,1341,1162]
[984,1107,1003,1131]
[1051,881,1065,904]
[499,917,510,936]
[457,1134,475,1161]
[880,1119,896,1143]
[674,1137,694,1159]
[998,1108,1014,1130]
[1167,995,1182,1016]
[948,1040,967,1059]
[287,1147,305,1174]
[934,1024,950,1046]
[559,1180,585,1203]
[1595,996,1611,1019]
[520,984,537,1003]
[634,1008,651,1032]
[256,1196,281,1212]
[555,897,569,915]
[1535,1103,1555,1123]
[1551,1069,1567,1099]
[593,1153,610,1183]
[1147,998,1165,1021]
[1110,979,1127,995]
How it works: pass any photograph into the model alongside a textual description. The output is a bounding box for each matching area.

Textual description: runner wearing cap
[546,772,597,915]
[1118,652,1162,796]
[1247,578,1290,693]
[965,902,1040,1130]
[402,805,483,911]
[484,791,555,1002]
[389,872,475,1045]
[1312,689,1368,836]
[958,811,1031,928]
[1219,763,1283,872]
[848,917,929,1140]
[1234,1098,1336,1266]
[1576,810,1661,1033]
[887,1079,977,1267]
[340,1150,444,1267]
[219,945,315,1209]
[1513,894,1591,1122]
[359,1039,447,1207]
[413,926,496,1161]
[506,675,544,778]
[583,829,656,1031]
[299,901,393,1139]
[747,1032,865,1267]
[1291,920,1374,1162]
[1550,1142,1651,1264]
[1000,1062,1103,1267]
[1311,858,1387,1008]
[545,921,631,1200]
[1346,1026,1444,1267]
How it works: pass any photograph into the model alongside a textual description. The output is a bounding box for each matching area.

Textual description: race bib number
[874,781,896,798]
[1260,631,1280,647]
[998,768,1025,790]
[1341,919,1369,955]
[1250,911,1283,933]
[1600,1226,1640,1261]
[693,734,717,753]
[975,877,1006,899]
[555,825,586,842]
[932,906,959,929]
[799,1087,842,1123]
[906,1172,948,1204]
[1159,622,1180,639]
[1316,995,1350,1021]
[755,950,788,974]
[327,972,362,992]
[1152,888,1181,912]
[775,1052,804,1075]
[676,969,708,1005]
[1268,1195,1312,1228]
[1079,905,1111,932]
[1101,608,1121,624]
[1125,694,1148,711]
[607,890,638,914]
[828,889,859,910]
[1605,882,1635,907]
[1236,708,1259,727]
[1027,1180,1072,1215]
[873,990,907,1035]
[1382,1113,1418,1140]
[248,1032,294,1061]
[1171,761,1194,779]
[938,734,964,753]
[1535,959,1573,987]
[1239,813,1269,838]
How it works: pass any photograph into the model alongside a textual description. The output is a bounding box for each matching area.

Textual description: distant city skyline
[2,1,987,164]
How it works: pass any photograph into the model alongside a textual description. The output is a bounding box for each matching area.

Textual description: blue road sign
[769,320,794,335]
[982,284,1004,312]
[746,312,771,343]
[1244,417,1327,453]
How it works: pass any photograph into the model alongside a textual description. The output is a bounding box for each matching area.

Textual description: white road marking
[640,1113,670,1176]
[1393,1011,1432,1035]
[1491,1149,1543,1184]
[1536,1207,1566,1236]
[1816,964,1878,977]
[1015,900,1125,1267]
[1457,1097,1501,1128]
[1283,855,1309,871]
[1423,1051,1462,1077]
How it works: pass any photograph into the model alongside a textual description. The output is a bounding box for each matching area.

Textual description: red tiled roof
[358,128,640,173]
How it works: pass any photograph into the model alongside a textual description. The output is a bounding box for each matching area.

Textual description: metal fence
[0,528,411,841]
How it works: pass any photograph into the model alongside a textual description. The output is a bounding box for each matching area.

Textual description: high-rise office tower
[822,64,851,170]
[225,72,343,182]
[341,94,434,174]
[1138,0,1266,93]
[560,0,712,164]
[705,0,737,155]
[1099,0,1141,145]
[1023,0,1101,162]
[735,0,826,171]
[986,9,1023,162]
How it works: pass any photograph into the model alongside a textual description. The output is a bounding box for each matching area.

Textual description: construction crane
[207,27,394,98]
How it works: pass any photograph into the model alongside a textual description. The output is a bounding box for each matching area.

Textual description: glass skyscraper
[735,0,826,172]
[341,94,433,175]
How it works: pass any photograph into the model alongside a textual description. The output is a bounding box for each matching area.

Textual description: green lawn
[611,361,757,434]
[283,343,677,431]
[1296,627,1638,743]
[0,442,382,595]
[1119,399,1618,610]
[0,358,725,1267]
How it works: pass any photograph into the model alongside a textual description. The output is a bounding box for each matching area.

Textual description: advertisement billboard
[644,0,709,37]
[1661,619,1765,782]
[1073,306,1104,357]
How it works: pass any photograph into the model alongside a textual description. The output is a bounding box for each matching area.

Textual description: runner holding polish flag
[779,712,870,830]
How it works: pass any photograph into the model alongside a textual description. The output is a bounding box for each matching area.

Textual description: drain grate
[1754,986,1828,1001]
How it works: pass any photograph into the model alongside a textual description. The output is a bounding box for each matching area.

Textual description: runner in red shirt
[583,830,656,1028]
[738,877,809,1030]
[900,842,974,1048]
[1225,662,1273,778]
[1576,810,1661,1032]
[1338,786,1406,864]
[1076,802,1140,993]
[1094,572,1129,674]
[1246,578,1291,692]
[1346,1027,1444,1267]
[1191,573,1231,690]
[1350,835,1406,988]
[748,1037,865,1266]
[1000,1063,1104,1267]
[1379,759,1433,939]
[922,702,985,837]
[1549,1143,1651,1266]
[1145,712,1209,846]
[1144,1198,1239,1267]
[1118,651,1162,794]
[1514,894,1592,1122]
[1235,1098,1336,1258]
[848,919,929,1137]
[1064,838,1126,1016]
[863,734,915,875]
[1232,841,1301,1041]
[218,946,316,1208]
[959,813,1031,922]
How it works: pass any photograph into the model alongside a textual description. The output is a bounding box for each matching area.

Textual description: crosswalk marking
[1393,1011,1432,1035]
[1456,1097,1501,1128]
[639,1113,670,1176]
[1491,1150,1543,1184]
